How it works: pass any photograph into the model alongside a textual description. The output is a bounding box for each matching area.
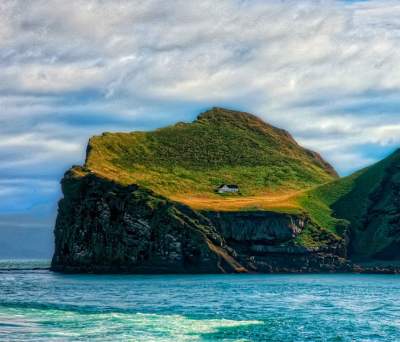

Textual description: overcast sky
[1,0,400,237]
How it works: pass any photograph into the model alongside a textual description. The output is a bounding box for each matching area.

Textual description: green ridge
[297,149,400,249]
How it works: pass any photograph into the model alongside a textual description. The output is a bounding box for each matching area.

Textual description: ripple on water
[0,264,400,341]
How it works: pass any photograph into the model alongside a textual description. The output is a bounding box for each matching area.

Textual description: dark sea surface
[1,260,399,341]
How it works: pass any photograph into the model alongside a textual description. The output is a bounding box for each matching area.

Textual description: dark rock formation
[52,169,350,273]
[205,211,306,243]
[205,211,350,273]
[51,169,246,273]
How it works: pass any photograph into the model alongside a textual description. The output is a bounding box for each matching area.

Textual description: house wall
[218,186,239,193]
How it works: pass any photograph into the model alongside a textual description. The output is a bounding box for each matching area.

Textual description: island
[51,107,400,273]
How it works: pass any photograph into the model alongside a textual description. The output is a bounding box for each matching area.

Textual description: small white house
[217,184,239,194]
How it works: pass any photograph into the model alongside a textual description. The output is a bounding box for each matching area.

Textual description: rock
[204,211,306,243]
[51,170,246,274]
[51,169,351,274]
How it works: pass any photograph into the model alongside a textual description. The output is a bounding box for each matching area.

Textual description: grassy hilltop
[84,107,337,211]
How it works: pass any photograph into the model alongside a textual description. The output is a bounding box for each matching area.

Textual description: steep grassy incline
[84,107,337,211]
[298,149,400,259]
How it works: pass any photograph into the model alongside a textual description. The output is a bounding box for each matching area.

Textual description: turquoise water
[1,261,400,341]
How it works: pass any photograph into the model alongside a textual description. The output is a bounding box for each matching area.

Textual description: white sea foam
[0,308,262,341]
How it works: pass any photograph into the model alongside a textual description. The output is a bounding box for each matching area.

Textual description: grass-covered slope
[84,107,337,211]
[298,149,400,258]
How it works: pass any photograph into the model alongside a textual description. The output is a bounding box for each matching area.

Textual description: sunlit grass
[84,108,337,209]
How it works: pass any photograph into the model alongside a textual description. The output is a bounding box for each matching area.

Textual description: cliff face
[52,169,246,273]
[205,211,306,243]
[52,168,349,273]
[205,211,349,273]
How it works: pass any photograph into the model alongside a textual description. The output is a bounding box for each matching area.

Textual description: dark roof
[218,184,239,189]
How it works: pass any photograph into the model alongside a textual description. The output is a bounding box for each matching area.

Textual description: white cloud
[1,0,400,218]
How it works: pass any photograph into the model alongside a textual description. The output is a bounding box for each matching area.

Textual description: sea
[0,260,399,341]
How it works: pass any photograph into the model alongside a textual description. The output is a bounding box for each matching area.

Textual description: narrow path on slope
[171,191,305,212]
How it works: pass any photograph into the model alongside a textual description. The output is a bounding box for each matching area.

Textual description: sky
[1,0,400,256]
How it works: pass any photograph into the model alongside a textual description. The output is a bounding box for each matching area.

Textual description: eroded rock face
[51,171,245,273]
[205,211,305,243]
[205,211,350,273]
[52,170,351,274]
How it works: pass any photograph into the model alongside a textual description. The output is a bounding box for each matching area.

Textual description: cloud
[1,0,400,222]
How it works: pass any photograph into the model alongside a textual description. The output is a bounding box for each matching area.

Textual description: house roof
[218,184,239,189]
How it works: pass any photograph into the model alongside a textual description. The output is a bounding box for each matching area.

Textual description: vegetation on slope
[296,149,400,246]
[84,107,337,211]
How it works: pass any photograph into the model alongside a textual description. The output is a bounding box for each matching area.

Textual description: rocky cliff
[52,168,247,273]
[204,211,349,273]
[52,167,350,273]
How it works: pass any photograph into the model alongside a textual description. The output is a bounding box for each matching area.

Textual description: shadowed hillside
[299,149,400,260]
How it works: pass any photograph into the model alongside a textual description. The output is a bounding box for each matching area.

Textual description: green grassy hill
[298,149,400,257]
[84,107,337,210]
